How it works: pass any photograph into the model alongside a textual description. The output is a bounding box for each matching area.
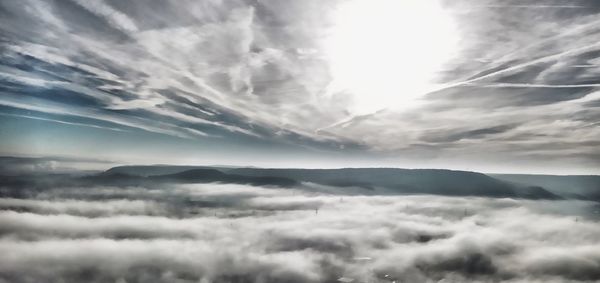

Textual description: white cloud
[0,0,599,171]
[1,183,599,282]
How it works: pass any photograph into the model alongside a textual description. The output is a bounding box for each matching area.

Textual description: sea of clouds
[1,183,599,283]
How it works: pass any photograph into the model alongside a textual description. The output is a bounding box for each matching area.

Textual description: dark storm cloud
[1,182,600,282]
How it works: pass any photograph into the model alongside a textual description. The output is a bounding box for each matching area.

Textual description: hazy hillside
[104,165,216,177]
[492,174,600,201]
[150,169,299,187]
[6,160,588,200]
[104,165,562,200]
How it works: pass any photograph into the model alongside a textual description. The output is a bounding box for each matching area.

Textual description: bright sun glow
[326,0,459,114]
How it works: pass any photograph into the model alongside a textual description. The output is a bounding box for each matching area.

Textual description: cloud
[0,198,164,217]
[72,0,138,33]
[0,113,127,132]
[1,181,600,282]
[421,124,518,143]
[0,0,599,171]
[0,156,113,175]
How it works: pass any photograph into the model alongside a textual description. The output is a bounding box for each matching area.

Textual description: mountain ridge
[103,165,565,200]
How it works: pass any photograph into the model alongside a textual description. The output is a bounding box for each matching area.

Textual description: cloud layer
[1,181,600,282]
[0,0,599,171]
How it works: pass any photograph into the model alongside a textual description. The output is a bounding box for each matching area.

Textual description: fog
[1,183,599,282]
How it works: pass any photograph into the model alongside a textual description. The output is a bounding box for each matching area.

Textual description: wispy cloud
[0,0,599,171]
[0,113,127,132]
[72,0,138,33]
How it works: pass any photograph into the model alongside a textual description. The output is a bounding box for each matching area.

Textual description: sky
[1,0,600,174]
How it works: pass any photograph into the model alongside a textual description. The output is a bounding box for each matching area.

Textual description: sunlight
[326,0,459,114]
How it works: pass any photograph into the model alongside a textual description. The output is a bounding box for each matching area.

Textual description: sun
[325,0,458,114]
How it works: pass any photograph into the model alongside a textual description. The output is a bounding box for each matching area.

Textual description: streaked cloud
[0,0,599,172]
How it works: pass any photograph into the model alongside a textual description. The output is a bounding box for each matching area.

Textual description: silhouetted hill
[99,165,563,199]
[492,174,600,201]
[152,168,227,181]
[79,172,144,186]
[150,169,299,187]
[227,168,560,198]
[0,156,576,200]
[105,165,215,177]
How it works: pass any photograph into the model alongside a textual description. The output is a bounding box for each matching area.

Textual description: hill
[102,165,562,200]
